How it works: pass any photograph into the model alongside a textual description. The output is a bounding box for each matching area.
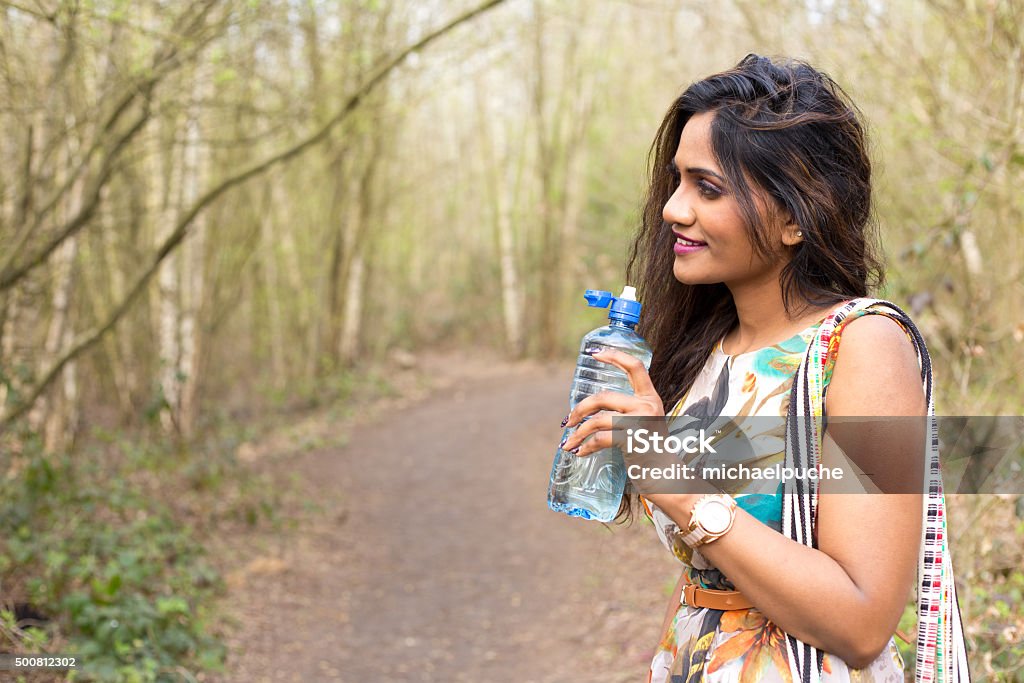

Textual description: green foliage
[0,441,229,682]
[893,567,1024,681]
[895,601,917,671]
[968,568,1024,678]
[259,362,396,416]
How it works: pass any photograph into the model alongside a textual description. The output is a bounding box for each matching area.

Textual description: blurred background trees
[0,0,1020,678]
[4,0,1017,440]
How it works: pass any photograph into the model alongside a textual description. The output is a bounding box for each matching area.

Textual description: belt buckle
[682,583,699,608]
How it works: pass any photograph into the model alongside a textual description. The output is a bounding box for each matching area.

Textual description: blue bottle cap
[583,286,642,326]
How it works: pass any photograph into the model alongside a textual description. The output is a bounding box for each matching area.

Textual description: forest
[0,0,1021,680]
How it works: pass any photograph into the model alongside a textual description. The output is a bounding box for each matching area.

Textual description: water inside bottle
[547,435,626,520]
[547,292,652,522]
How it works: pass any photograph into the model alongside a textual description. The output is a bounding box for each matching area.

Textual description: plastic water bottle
[547,285,653,522]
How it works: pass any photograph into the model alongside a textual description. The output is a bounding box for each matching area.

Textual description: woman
[558,55,968,682]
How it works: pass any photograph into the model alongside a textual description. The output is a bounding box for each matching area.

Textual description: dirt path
[220,352,681,682]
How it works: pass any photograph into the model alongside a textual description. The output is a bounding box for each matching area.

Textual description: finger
[567,391,641,428]
[562,410,615,451]
[574,429,615,458]
[588,348,659,401]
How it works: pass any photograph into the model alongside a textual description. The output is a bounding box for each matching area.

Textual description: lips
[672,231,707,251]
[675,235,707,247]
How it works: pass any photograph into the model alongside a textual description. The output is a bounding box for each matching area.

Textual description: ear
[765,197,802,247]
[780,217,803,247]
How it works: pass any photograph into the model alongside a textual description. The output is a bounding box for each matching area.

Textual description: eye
[665,162,681,183]
[697,179,723,199]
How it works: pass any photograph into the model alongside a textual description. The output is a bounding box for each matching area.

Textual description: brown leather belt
[681,573,754,611]
[678,574,914,644]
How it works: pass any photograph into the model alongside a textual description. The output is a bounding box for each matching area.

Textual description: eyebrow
[670,160,727,184]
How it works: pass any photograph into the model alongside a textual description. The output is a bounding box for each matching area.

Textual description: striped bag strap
[781,298,970,683]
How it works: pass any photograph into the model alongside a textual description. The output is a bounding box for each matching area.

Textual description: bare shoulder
[837,313,918,362]
[826,313,925,417]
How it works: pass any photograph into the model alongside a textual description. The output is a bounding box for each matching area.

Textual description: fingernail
[559,436,569,449]
[583,344,604,356]
[569,446,581,455]
[560,414,569,428]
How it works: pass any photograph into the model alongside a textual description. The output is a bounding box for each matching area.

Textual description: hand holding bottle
[558,347,718,517]
[559,346,665,457]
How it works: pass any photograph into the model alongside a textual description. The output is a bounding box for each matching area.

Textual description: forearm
[658,495,909,668]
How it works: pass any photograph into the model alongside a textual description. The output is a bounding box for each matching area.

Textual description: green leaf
[156,596,189,616]
[46,550,68,572]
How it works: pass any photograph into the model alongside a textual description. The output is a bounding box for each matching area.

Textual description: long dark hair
[617,54,884,523]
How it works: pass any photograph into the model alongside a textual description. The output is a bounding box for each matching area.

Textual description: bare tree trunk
[29,23,87,451]
[31,181,82,449]
[263,181,288,391]
[0,121,38,419]
[302,0,333,373]
[0,293,16,412]
[84,24,139,423]
[154,61,209,437]
[98,184,137,417]
[32,171,80,450]
[528,1,596,358]
[325,183,346,364]
[495,182,525,356]
[338,126,382,365]
[531,0,561,358]
[42,239,80,451]
[474,76,525,356]
[178,68,210,437]
[561,89,592,286]
[157,105,186,433]
[325,2,392,370]
[338,252,365,364]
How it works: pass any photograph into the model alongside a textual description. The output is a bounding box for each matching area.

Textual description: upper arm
[825,312,925,418]
[823,314,927,490]
[816,314,925,645]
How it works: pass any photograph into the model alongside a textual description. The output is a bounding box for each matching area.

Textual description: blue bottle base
[548,498,598,521]
[546,444,624,524]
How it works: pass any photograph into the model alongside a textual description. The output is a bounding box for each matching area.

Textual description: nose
[663,185,696,227]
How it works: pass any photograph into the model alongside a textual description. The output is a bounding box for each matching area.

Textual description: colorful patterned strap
[781,298,970,683]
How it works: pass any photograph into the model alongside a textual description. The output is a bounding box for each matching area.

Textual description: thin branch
[0,0,510,431]
[0,0,54,22]
[0,0,222,287]
[0,98,153,290]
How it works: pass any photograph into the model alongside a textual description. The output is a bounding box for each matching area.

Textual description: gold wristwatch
[677,494,737,548]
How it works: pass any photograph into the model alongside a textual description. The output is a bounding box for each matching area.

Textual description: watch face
[699,500,732,534]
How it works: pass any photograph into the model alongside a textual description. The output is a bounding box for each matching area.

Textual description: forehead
[675,111,717,165]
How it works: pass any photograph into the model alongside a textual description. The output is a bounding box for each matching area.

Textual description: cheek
[706,212,751,251]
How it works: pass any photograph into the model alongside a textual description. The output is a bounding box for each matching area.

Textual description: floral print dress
[644,307,908,683]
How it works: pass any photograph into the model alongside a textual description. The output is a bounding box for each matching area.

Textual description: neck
[724,266,828,353]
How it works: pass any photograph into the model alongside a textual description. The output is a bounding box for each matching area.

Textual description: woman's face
[663,111,793,289]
